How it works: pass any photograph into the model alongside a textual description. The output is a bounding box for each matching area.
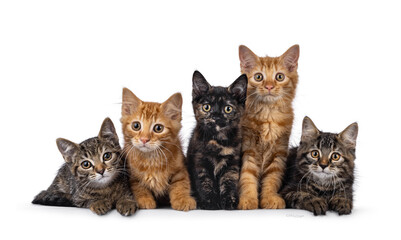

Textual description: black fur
[187,71,247,210]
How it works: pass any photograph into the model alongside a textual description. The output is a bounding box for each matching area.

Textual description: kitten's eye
[153,124,164,133]
[81,161,92,169]
[202,104,211,112]
[132,121,141,131]
[254,73,264,82]
[275,73,285,82]
[311,150,320,159]
[331,152,341,161]
[224,106,233,113]
[103,152,112,161]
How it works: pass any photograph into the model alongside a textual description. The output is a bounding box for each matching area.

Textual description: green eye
[275,73,285,81]
[311,150,320,159]
[132,121,141,131]
[103,152,112,161]
[254,73,263,82]
[81,161,92,169]
[331,152,341,161]
[202,104,211,112]
[224,106,233,113]
[153,124,164,133]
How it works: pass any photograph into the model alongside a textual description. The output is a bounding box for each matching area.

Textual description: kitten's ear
[228,74,248,104]
[56,138,79,163]
[239,45,259,73]
[162,92,182,121]
[281,44,300,72]
[339,122,358,148]
[301,116,320,142]
[192,71,211,98]
[122,88,141,116]
[98,117,119,145]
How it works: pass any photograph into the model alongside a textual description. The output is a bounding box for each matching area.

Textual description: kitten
[186,71,247,210]
[280,117,358,215]
[121,88,196,211]
[238,44,300,209]
[32,118,137,216]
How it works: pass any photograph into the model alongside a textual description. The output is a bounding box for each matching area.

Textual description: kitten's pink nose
[140,138,150,144]
[265,84,275,91]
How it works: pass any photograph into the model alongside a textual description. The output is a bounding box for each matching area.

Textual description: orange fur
[121,88,196,211]
[238,45,300,209]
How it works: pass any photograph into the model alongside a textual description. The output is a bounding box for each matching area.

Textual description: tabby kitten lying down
[187,71,247,210]
[280,117,358,215]
[32,118,137,216]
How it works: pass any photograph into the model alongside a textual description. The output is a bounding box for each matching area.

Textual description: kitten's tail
[32,190,74,207]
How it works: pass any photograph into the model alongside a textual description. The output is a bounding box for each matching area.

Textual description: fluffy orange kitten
[238,44,300,209]
[121,88,196,211]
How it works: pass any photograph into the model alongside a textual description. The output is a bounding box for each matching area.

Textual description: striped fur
[280,117,358,215]
[238,45,299,209]
[121,88,196,211]
[32,118,137,216]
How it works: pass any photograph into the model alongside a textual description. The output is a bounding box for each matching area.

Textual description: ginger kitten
[238,44,300,209]
[121,88,196,211]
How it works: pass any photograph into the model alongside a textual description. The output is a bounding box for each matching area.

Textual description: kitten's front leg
[195,168,220,210]
[116,195,137,216]
[89,200,113,215]
[284,191,328,216]
[219,165,240,210]
[131,179,156,209]
[238,150,261,210]
[169,167,196,211]
[329,196,352,215]
[260,142,288,209]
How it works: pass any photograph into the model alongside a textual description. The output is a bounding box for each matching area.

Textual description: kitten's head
[239,45,299,104]
[192,71,247,130]
[297,117,358,184]
[56,118,122,187]
[121,87,182,153]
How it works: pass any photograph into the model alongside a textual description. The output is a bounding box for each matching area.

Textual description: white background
[1,0,400,239]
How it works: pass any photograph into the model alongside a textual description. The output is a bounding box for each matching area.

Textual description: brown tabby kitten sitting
[121,88,196,211]
[238,44,300,209]
[32,118,137,216]
[280,117,358,215]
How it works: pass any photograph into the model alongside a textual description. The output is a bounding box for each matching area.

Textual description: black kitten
[187,71,247,210]
[32,118,137,216]
[280,116,358,215]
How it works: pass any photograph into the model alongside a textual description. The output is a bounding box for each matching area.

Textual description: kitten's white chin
[92,172,115,186]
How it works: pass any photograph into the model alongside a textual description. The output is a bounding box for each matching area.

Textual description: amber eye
[275,73,285,82]
[153,124,164,133]
[331,152,341,161]
[132,121,141,131]
[224,106,233,113]
[202,104,211,112]
[81,161,92,169]
[311,150,320,159]
[254,73,264,82]
[103,152,112,161]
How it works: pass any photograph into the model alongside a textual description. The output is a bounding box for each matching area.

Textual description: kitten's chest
[136,169,170,196]
[244,107,292,142]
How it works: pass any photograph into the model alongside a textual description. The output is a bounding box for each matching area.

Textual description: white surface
[1,0,400,239]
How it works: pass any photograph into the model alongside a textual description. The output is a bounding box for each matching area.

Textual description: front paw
[171,196,196,211]
[238,196,258,210]
[221,194,239,210]
[89,200,112,215]
[137,196,157,209]
[116,199,137,216]
[260,194,286,209]
[329,198,352,215]
[302,197,328,216]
